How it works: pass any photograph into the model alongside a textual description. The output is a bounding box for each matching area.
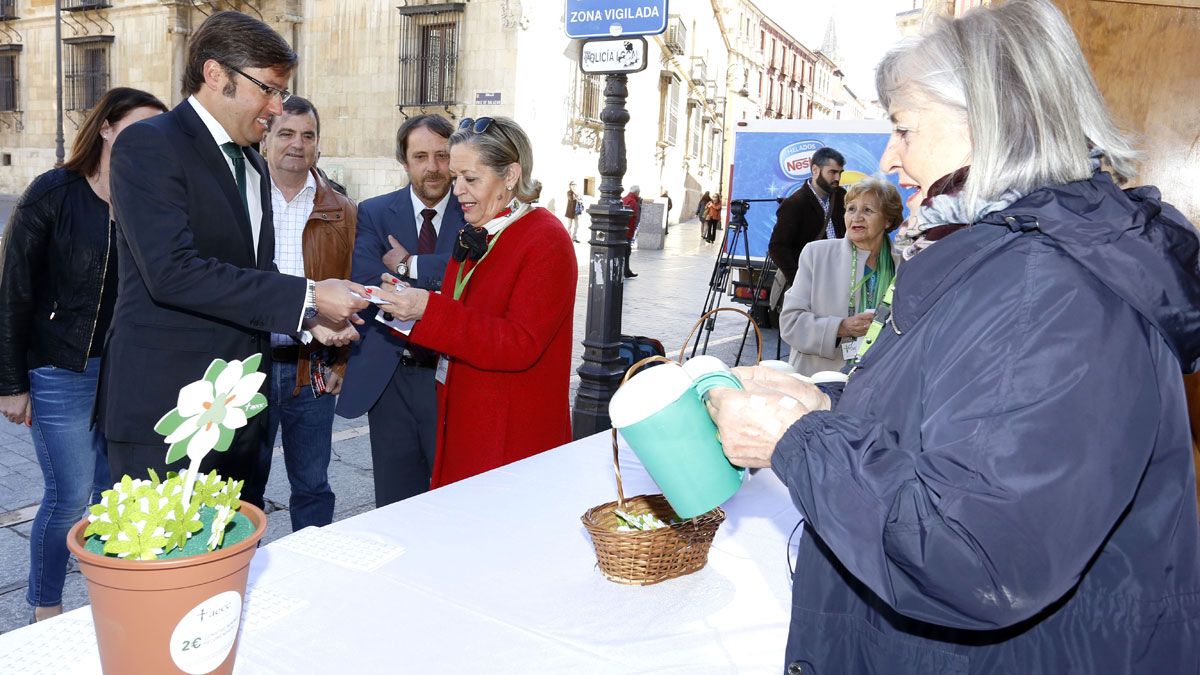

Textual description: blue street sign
[564,0,669,39]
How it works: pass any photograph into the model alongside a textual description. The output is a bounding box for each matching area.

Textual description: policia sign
[579,37,648,75]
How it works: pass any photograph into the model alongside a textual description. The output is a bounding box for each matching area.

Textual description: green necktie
[220,142,249,220]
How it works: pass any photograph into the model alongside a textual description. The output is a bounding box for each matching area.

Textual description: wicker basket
[582,494,725,586]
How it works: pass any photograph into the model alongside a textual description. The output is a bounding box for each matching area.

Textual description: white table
[0,432,801,674]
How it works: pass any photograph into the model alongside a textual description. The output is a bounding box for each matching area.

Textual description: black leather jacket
[0,168,116,395]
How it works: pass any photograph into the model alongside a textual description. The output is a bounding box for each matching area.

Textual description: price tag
[169,590,243,674]
[841,337,863,362]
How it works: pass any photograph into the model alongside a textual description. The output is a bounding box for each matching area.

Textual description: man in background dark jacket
[768,147,846,286]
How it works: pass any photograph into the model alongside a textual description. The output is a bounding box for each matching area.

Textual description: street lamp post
[571,73,632,438]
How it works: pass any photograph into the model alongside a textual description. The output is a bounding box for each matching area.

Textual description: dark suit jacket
[335,187,465,418]
[767,181,846,285]
[100,101,307,444]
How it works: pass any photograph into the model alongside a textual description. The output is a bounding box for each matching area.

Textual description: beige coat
[779,238,903,376]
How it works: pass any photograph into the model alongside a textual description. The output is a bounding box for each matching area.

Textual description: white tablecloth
[0,432,802,674]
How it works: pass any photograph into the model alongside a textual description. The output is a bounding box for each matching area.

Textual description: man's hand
[381,235,411,274]
[325,369,343,395]
[0,392,31,426]
[837,310,875,338]
[307,316,360,347]
[315,279,370,324]
[705,382,820,469]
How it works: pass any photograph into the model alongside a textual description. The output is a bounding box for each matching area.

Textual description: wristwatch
[303,279,318,320]
[395,256,411,278]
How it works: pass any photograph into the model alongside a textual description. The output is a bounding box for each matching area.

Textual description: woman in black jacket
[0,87,166,622]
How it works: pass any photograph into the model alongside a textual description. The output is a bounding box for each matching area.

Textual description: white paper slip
[241,587,309,633]
[374,310,415,335]
[272,527,406,572]
[0,612,101,675]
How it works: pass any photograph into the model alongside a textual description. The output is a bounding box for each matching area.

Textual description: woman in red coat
[374,116,577,488]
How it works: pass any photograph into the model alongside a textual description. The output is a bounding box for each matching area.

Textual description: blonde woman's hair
[875,0,1137,222]
[448,116,542,203]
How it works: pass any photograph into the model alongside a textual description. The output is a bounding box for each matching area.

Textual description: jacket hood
[978,172,1200,373]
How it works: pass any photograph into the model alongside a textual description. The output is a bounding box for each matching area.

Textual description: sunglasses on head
[458,117,494,134]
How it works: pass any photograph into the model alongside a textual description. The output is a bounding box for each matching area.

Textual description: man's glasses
[458,117,494,134]
[226,65,292,103]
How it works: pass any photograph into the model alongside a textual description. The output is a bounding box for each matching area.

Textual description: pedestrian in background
[564,181,582,242]
[661,189,673,235]
[0,87,167,623]
[703,192,722,243]
[621,185,641,278]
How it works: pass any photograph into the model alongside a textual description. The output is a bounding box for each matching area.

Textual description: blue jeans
[259,359,336,530]
[27,358,109,608]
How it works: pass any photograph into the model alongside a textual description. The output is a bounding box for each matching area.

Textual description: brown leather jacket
[294,168,357,395]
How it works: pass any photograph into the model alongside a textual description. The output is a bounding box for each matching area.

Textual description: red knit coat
[408,207,577,488]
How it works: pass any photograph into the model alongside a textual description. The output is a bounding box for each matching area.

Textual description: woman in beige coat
[779,177,904,376]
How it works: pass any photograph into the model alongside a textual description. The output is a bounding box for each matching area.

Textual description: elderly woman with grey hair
[372,116,577,488]
[704,1,1200,672]
[778,176,903,376]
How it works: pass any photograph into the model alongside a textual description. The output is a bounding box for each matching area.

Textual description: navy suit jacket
[336,187,465,418]
[100,101,307,443]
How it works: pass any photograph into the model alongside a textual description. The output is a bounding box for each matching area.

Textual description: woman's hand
[837,310,875,338]
[731,365,833,412]
[1,392,31,426]
[706,380,825,469]
[374,274,430,321]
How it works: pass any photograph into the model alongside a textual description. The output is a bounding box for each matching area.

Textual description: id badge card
[841,337,863,362]
[435,356,449,385]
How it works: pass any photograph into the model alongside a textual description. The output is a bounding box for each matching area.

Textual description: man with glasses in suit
[337,114,466,507]
[101,11,369,507]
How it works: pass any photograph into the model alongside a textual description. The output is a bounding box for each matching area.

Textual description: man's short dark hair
[181,11,297,97]
[269,95,320,136]
[395,114,454,165]
[812,147,845,169]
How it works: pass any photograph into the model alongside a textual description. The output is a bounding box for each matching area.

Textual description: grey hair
[845,176,905,232]
[629,185,641,194]
[875,0,1137,222]
[448,116,541,203]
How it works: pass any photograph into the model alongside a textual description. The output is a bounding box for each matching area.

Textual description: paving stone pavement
[0,215,786,634]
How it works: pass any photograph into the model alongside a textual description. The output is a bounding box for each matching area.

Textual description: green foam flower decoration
[153,355,268,464]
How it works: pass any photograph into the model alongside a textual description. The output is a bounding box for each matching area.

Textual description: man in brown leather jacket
[258,95,358,530]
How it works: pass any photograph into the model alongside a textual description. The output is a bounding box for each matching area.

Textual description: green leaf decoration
[203,359,229,385]
[165,438,189,464]
[213,424,236,453]
[153,409,187,436]
[242,392,268,420]
[242,353,263,375]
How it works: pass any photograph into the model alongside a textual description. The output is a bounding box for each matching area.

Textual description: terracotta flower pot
[66,501,267,675]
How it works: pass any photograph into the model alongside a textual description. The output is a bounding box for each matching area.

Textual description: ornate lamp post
[571,73,632,438]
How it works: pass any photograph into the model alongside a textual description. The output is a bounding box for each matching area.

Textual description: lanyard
[452,228,507,301]
[847,247,878,314]
[854,280,895,364]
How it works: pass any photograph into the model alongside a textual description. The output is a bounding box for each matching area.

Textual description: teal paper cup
[609,362,746,519]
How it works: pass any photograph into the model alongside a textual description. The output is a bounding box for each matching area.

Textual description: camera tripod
[688,199,784,363]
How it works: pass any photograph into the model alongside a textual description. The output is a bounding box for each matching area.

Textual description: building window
[397,4,464,107]
[688,104,702,159]
[0,0,19,20]
[0,51,17,112]
[63,37,111,112]
[658,73,680,145]
[577,73,602,123]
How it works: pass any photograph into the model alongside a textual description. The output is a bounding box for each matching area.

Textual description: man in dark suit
[102,11,368,508]
[337,115,466,507]
[767,146,847,286]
